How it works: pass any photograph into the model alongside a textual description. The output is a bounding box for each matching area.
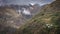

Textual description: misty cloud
[22,9,31,15]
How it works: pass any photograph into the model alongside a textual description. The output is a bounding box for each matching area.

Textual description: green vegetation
[18,10,60,34]
[17,0,60,34]
[0,0,60,34]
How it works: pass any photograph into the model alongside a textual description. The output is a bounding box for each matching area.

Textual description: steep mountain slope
[0,3,42,29]
[17,0,60,34]
[0,4,42,34]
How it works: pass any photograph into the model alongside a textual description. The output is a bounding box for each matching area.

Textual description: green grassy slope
[17,0,60,34]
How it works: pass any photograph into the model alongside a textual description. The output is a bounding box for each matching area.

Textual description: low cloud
[22,9,31,15]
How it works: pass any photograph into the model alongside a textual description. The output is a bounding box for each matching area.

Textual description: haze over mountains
[0,0,55,6]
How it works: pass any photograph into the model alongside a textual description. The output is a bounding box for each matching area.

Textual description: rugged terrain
[0,3,41,34]
[17,0,60,34]
[0,0,60,34]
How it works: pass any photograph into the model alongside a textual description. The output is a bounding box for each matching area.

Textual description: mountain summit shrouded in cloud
[0,0,55,6]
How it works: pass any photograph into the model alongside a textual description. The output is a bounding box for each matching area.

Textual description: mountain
[0,3,44,34]
[17,0,60,34]
[0,0,59,34]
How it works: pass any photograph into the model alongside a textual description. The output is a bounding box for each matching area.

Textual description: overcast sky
[0,0,55,6]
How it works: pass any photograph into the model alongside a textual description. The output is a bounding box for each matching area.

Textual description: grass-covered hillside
[17,0,60,34]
